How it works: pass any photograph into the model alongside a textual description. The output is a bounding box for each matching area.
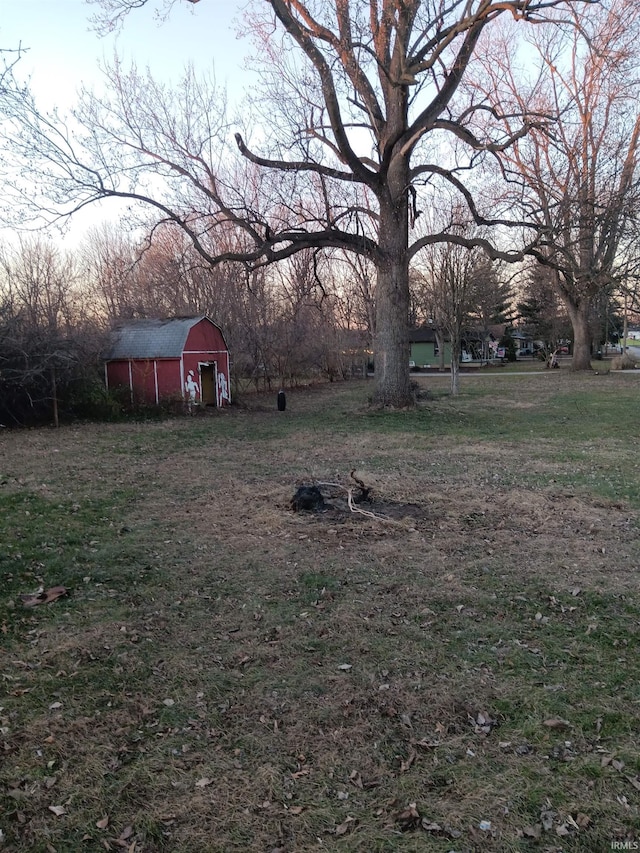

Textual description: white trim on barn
[128,361,134,405]
[153,360,159,404]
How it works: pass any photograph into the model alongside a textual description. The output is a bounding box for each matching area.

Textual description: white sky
[0,0,256,243]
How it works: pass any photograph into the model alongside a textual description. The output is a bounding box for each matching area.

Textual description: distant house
[104,316,231,407]
[409,326,451,367]
[410,324,524,366]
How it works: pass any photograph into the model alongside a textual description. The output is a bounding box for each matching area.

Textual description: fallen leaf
[540,804,555,831]
[120,826,134,840]
[575,813,591,828]
[162,699,175,707]
[291,767,310,779]
[395,802,421,830]
[288,806,304,815]
[421,820,443,832]
[335,816,356,835]
[626,776,640,792]
[521,824,542,839]
[49,702,63,710]
[348,770,363,788]
[96,817,109,830]
[20,586,68,607]
[195,778,213,788]
[400,748,416,772]
[543,718,571,729]
[48,805,66,817]
[7,789,25,800]
[470,710,496,734]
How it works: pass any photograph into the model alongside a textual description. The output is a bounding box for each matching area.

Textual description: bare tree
[333,252,376,348]
[0,238,79,332]
[0,0,595,404]
[475,0,640,369]
[415,235,485,395]
[81,224,142,321]
[0,239,104,426]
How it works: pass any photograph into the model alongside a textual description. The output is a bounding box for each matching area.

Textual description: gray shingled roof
[409,326,437,343]
[104,316,208,360]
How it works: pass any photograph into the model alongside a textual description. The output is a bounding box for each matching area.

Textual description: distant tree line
[3,215,634,426]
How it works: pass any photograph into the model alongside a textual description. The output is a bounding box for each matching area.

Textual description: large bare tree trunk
[373,162,412,407]
[566,302,592,369]
[374,263,411,406]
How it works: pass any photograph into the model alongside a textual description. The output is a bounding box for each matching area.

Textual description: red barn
[104,316,231,407]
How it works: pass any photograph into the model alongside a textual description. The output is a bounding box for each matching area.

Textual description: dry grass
[1,373,640,852]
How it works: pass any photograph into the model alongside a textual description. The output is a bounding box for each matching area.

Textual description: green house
[409,327,452,368]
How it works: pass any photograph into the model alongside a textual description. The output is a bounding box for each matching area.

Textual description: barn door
[199,362,217,406]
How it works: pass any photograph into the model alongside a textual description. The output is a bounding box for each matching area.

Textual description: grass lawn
[1,371,640,852]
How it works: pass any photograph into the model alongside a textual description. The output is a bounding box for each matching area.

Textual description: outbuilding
[104,316,231,408]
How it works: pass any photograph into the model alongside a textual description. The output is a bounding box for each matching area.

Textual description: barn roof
[104,316,217,360]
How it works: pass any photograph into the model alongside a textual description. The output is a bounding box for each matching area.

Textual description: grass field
[1,371,640,852]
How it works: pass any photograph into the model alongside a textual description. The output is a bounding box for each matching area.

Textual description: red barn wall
[184,318,226,352]
[155,360,182,401]
[130,360,157,403]
[107,359,183,404]
[106,361,131,395]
